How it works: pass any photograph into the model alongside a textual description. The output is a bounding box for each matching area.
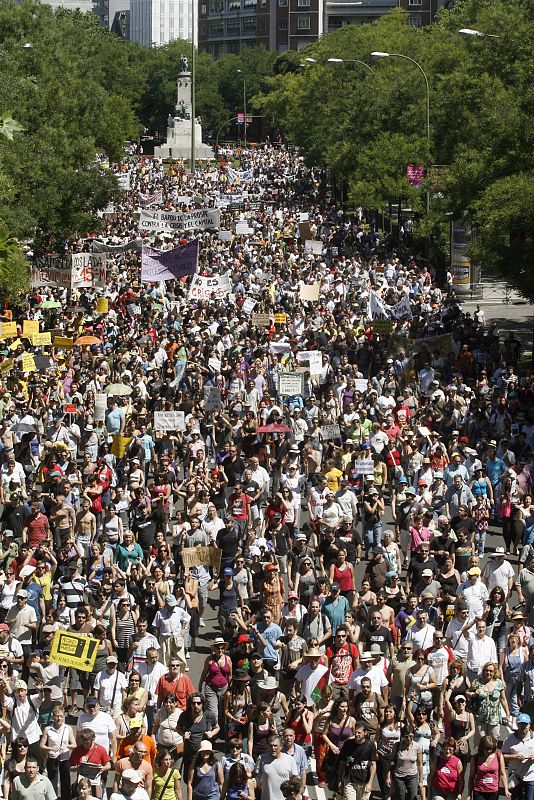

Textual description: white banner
[116,172,131,190]
[188,274,232,301]
[154,411,186,431]
[353,459,375,476]
[354,379,368,393]
[139,208,220,233]
[278,373,304,396]
[242,298,256,315]
[389,294,413,320]
[70,253,106,289]
[94,393,107,422]
[367,290,390,320]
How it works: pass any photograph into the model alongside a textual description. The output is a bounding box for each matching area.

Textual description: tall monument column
[154,56,213,162]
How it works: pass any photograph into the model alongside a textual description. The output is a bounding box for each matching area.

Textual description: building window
[279,18,288,28]
[226,17,240,32]
[297,15,310,28]
[408,0,422,5]
[278,0,288,6]
[209,19,223,33]
[242,15,256,30]
[243,0,256,7]
[227,0,240,8]
[200,3,207,12]
[297,0,310,6]
[259,17,267,29]
[408,14,422,26]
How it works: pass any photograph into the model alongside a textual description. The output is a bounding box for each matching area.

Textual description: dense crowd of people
[0,143,532,800]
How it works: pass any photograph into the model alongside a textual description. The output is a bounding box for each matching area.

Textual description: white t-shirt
[93,669,128,711]
[77,710,116,753]
[483,559,515,596]
[348,665,389,696]
[257,753,299,800]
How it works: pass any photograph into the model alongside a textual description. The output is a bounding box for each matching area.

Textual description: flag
[141,241,199,283]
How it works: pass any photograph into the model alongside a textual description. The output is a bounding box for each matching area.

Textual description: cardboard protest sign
[274,313,287,324]
[299,283,320,302]
[94,393,107,422]
[353,459,375,476]
[251,313,271,328]
[181,546,222,571]
[279,373,304,396]
[96,298,109,314]
[204,387,222,412]
[0,322,17,338]
[320,424,341,440]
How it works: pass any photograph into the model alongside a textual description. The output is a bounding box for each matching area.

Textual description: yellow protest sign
[181,546,222,572]
[111,434,133,459]
[53,336,74,349]
[0,359,13,375]
[0,322,17,338]
[21,353,36,372]
[274,313,287,324]
[9,339,22,351]
[96,298,109,314]
[32,332,52,347]
[50,630,98,672]
[22,320,39,338]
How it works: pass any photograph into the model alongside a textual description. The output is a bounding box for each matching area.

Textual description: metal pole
[190,0,196,175]
[243,77,247,147]
[386,54,430,214]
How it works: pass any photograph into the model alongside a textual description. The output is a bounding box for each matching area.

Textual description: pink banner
[407,164,425,187]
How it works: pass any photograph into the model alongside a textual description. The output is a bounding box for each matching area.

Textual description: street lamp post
[371,51,430,214]
[459,28,499,38]
[237,69,247,146]
[327,57,376,76]
[190,0,196,175]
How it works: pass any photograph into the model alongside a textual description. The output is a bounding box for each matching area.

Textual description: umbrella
[39,301,61,309]
[105,383,133,396]
[74,335,101,346]
[11,422,37,434]
[256,423,292,434]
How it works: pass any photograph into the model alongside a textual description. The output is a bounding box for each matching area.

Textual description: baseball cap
[518,713,531,725]
[86,696,98,707]
[129,718,142,730]
[16,589,28,598]
[468,567,481,576]
[421,569,433,577]
[107,655,119,664]
[165,595,177,607]
[122,768,143,783]
[223,567,234,576]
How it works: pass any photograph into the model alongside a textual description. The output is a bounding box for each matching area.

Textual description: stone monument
[154,57,214,162]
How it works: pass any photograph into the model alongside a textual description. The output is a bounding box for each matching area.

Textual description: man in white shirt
[93,655,128,714]
[256,735,299,800]
[456,566,489,618]
[0,680,42,759]
[501,714,534,793]
[405,609,436,653]
[138,647,166,735]
[483,548,515,598]
[248,456,270,498]
[348,652,389,701]
[466,619,497,681]
[445,604,474,660]
[77,696,117,755]
[152,596,190,670]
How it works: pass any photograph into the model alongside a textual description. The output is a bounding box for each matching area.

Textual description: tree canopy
[254,0,534,294]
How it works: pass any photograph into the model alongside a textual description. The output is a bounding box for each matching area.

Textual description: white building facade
[130,0,192,46]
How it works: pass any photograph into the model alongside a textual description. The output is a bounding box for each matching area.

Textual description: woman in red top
[428,737,463,800]
[328,549,355,604]
[468,736,510,800]
[285,695,314,750]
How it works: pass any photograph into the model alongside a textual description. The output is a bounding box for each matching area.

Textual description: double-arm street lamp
[236,69,247,146]
[371,51,430,214]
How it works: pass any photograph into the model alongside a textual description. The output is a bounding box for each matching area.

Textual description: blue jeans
[363,520,383,551]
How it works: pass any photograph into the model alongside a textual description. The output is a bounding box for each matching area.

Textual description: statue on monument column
[180,54,189,73]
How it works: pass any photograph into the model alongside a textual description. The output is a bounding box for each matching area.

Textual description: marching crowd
[0,144,532,800]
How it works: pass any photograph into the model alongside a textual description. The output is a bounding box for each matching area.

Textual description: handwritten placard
[0,322,17,338]
[53,336,74,349]
[21,353,36,372]
[22,320,39,338]
[32,332,52,347]
[96,298,109,314]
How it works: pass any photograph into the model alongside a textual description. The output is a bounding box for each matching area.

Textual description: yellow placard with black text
[50,630,98,672]
[0,322,17,338]
[96,298,109,314]
[22,320,39,338]
[53,336,74,349]
[21,353,36,372]
[32,332,52,347]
